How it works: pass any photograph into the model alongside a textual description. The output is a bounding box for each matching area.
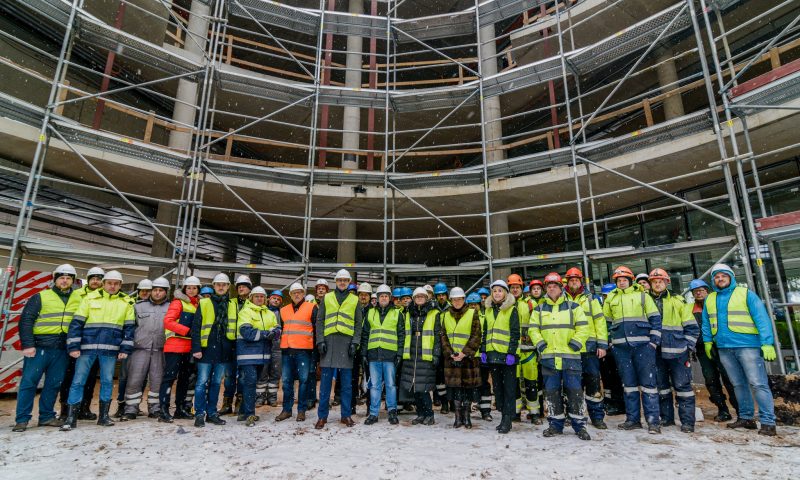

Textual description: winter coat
[441,304,481,388]
[651,290,700,359]
[133,298,169,351]
[68,288,136,356]
[237,301,279,366]
[701,270,773,349]
[19,287,77,350]
[191,293,236,364]
[481,294,520,364]
[400,302,441,393]
[315,289,364,369]
[163,290,197,354]
[602,283,662,348]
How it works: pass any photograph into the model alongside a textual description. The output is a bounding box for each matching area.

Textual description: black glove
[348,343,357,359]
[318,342,327,357]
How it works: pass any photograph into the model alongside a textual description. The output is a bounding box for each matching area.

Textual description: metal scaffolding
[0,0,799,370]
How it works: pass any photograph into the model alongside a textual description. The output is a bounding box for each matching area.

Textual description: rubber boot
[173,404,192,420]
[78,399,97,421]
[97,401,114,426]
[452,400,463,428]
[497,414,512,434]
[113,401,125,419]
[159,402,174,423]
[463,403,473,429]
[60,404,79,431]
[219,396,233,415]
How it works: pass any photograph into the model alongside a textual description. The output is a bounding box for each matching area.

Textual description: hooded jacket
[701,266,773,349]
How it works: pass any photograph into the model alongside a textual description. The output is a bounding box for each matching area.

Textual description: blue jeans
[368,361,397,417]
[281,350,311,414]
[318,367,352,420]
[718,348,775,425]
[67,353,117,405]
[15,348,68,424]
[656,352,695,426]
[195,362,233,417]
[614,343,660,425]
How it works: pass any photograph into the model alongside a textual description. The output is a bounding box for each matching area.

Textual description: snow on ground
[0,403,798,480]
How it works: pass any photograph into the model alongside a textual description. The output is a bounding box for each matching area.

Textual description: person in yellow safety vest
[13,264,83,432]
[564,267,609,430]
[467,292,492,421]
[431,282,450,413]
[400,287,442,426]
[480,280,520,434]
[530,272,592,440]
[603,265,663,434]
[648,268,698,433]
[507,274,542,425]
[314,269,364,430]
[191,273,237,428]
[529,279,545,306]
[220,275,253,416]
[701,263,778,437]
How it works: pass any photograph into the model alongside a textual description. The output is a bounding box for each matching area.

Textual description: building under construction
[0,0,799,374]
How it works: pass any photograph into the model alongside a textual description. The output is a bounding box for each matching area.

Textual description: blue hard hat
[392,287,401,297]
[433,282,448,295]
[601,283,615,295]
[270,290,283,297]
[400,287,413,298]
[689,279,710,291]
[199,286,213,295]
[477,287,490,296]
[466,292,481,304]
[523,285,530,293]
[347,283,357,292]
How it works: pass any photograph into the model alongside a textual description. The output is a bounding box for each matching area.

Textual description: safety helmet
[305,294,315,302]
[151,277,170,290]
[543,272,562,286]
[433,282,448,295]
[289,282,305,293]
[392,287,401,297]
[611,266,634,281]
[347,283,357,292]
[412,287,428,298]
[376,284,392,295]
[250,286,267,297]
[648,268,670,283]
[315,279,329,288]
[400,287,413,298]
[334,269,351,281]
[235,275,252,287]
[137,279,153,290]
[104,270,123,282]
[87,267,105,279]
[635,273,650,282]
[477,287,490,296]
[371,293,377,299]
[565,267,583,279]
[523,285,530,293]
[490,280,509,291]
[601,283,615,295]
[689,279,710,292]
[199,286,214,296]
[212,273,230,284]
[183,276,202,287]
[449,287,465,299]
[466,292,481,304]
[357,283,372,294]
[506,274,524,286]
[423,285,434,294]
[529,279,543,288]
[270,290,283,298]
[53,264,77,279]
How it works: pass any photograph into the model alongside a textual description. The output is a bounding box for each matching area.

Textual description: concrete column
[168,0,210,152]
[149,201,179,279]
[337,220,357,264]
[341,0,364,170]
[656,48,684,120]
[490,212,511,280]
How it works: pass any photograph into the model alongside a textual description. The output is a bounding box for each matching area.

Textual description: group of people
[13,261,780,439]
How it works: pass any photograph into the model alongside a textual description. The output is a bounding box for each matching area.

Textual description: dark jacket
[19,287,74,350]
[481,294,520,364]
[441,304,482,388]
[191,293,235,364]
[360,304,406,363]
[400,301,441,393]
[315,289,363,369]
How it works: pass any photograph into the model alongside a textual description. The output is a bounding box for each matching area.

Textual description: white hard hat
[151,277,170,289]
[490,279,509,291]
[371,293,377,299]
[334,269,351,281]
[137,279,153,290]
[289,282,305,293]
[449,287,465,299]
[53,264,77,278]
[375,284,392,295]
[183,276,202,287]
[87,267,105,278]
[104,270,123,282]
[412,287,428,298]
[357,282,372,294]
[250,286,267,296]
[212,273,230,284]
[305,294,315,302]
[315,279,329,287]
[235,275,252,286]
[423,285,434,293]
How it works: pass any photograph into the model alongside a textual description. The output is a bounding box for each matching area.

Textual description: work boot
[605,404,625,416]
[680,424,695,433]
[661,419,676,427]
[12,422,28,432]
[38,417,64,428]
[97,401,114,427]
[219,397,233,416]
[758,424,777,437]
[411,415,426,425]
[275,411,292,422]
[617,420,642,430]
[463,404,473,429]
[388,410,399,425]
[60,404,79,431]
[364,415,379,425]
[296,411,306,422]
[158,407,174,423]
[421,416,435,426]
[497,415,512,434]
[452,400,463,429]
[441,401,450,415]
[529,413,543,425]
[120,412,136,421]
[591,419,608,430]
[245,415,257,427]
[194,415,205,428]
[542,426,562,437]
[182,401,194,416]
[206,414,226,425]
[256,393,267,407]
[714,410,733,422]
[59,402,69,421]
[78,400,97,421]
[727,418,757,430]
[331,397,340,407]
[481,412,493,422]
[314,419,326,429]
[576,428,592,441]
[647,423,661,434]
[340,417,355,427]
[113,401,125,419]
[173,405,192,420]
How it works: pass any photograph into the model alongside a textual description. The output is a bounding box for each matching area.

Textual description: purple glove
[480,353,487,364]
[505,354,515,366]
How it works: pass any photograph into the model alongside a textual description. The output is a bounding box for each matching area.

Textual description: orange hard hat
[544,272,562,286]
[507,274,524,286]
[565,267,583,279]
[612,266,634,280]
[529,279,543,288]
[648,268,670,283]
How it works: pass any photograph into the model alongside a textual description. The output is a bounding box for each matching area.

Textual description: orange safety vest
[279,301,315,349]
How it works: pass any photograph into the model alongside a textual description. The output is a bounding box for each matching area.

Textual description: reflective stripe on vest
[443,309,477,357]
[165,299,196,341]
[707,287,757,336]
[403,314,435,361]
[323,292,358,337]
[34,289,81,335]
[485,305,512,353]
[367,308,400,351]
[280,301,315,349]
[198,298,237,347]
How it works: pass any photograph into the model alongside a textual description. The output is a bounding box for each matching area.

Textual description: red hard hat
[507,274,524,286]
[529,279,543,288]
[565,267,583,279]
[612,266,634,280]
[648,268,670,283]
[543,272,562,286]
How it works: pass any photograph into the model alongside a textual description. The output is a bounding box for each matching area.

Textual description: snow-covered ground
[1,401,798,480]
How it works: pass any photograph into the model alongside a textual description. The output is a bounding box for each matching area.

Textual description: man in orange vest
[275,282,317,423]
